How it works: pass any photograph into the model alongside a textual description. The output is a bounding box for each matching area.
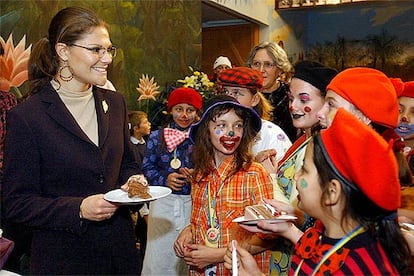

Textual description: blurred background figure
[246,41,297,142]
[211,55,232,83]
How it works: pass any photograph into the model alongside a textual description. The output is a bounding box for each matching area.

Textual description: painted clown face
[288,78,325,130]
[294,141,324,218]
[170,103,198,129]
[396,96,414,140]
[208,108,243,164]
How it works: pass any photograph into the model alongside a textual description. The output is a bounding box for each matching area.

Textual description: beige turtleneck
[51,80,99,146]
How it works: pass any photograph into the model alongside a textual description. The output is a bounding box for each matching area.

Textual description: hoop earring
[59,63,73,82]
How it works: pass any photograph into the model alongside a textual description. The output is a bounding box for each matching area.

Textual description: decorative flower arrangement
[1,33,31,169]
[135,67,215,128]
[136,74,166,127]
[0,33,32,97]
[177,66,215,100]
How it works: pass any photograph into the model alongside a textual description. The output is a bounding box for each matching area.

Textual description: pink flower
[0,34,32,92]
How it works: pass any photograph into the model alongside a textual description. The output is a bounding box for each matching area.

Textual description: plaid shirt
[190,155,274,275]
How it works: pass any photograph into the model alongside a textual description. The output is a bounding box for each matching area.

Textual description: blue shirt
[142,122,194,195]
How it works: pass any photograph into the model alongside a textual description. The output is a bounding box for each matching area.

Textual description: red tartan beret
[401,81,414,98]
[167,87,202,112]
[327,67,398,128]
[318,108,400,211]
[217,67,263,90]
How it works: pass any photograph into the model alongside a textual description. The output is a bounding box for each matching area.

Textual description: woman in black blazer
[2,7,141,275]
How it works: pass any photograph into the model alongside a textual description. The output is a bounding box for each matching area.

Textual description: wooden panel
[202,24,259,76]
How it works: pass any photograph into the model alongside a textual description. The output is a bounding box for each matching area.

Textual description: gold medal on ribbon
[170,148,181,169]
[206,227,220,244]
[170,158,181,169]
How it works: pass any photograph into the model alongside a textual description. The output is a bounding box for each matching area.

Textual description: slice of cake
[244,202,284,220]
[126,175,151,199]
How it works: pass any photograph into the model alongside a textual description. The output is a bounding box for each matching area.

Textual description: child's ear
[324,179,342,206]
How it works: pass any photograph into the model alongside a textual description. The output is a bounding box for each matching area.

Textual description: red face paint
[304,106,312,112]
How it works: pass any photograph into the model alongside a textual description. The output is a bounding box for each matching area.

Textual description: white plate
[401,222,414,231]
[104,186,172,204]
[232,215,297,225]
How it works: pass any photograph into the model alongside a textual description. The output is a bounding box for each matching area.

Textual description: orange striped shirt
[190,155,274,275]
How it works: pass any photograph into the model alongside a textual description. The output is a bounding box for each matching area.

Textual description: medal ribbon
[207,181,216,229]
[294,224,365,276]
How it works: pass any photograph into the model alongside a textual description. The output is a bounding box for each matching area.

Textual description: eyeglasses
[71,44,117,58]
[222,88,246,98]
[251,61,276,70]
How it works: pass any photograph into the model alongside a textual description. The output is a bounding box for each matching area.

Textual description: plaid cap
[217,67,263,90]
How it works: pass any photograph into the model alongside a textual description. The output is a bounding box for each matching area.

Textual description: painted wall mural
[0,0,202,127]
[277,1,414,80]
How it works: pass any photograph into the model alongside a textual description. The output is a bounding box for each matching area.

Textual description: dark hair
[313,136,411,274]
[192,104,256,181]
[28,7,108,94]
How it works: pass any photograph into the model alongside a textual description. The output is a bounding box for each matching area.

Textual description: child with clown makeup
[141,87,202,275]
[396,81,414,173]
[223,108,411,275]
[173,95,274,275]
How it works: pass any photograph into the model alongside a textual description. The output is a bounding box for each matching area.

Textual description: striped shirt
[190,155,274,275]
[290,222,399,275]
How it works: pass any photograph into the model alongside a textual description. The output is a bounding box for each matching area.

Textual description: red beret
[217,67,263,90]
[167,87,202,112]
[319,108,400,211]
[401,81,414,98]
[327,67,398,128]
[389,77,404,96]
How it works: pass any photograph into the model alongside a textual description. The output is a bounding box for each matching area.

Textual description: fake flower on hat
[327,67,398,128]
[213,56,232,70]
[217,67,263,90]
[316,108,400,211]
[167,87,202,112]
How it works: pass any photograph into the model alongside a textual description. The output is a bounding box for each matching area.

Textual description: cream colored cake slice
[244,202,281,220]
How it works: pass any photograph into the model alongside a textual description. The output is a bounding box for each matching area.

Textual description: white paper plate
[401,222,414,232]
[232,215,297,225]
[104,186,172,204]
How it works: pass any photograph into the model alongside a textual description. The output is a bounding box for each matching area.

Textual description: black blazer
[2,83,140,274]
